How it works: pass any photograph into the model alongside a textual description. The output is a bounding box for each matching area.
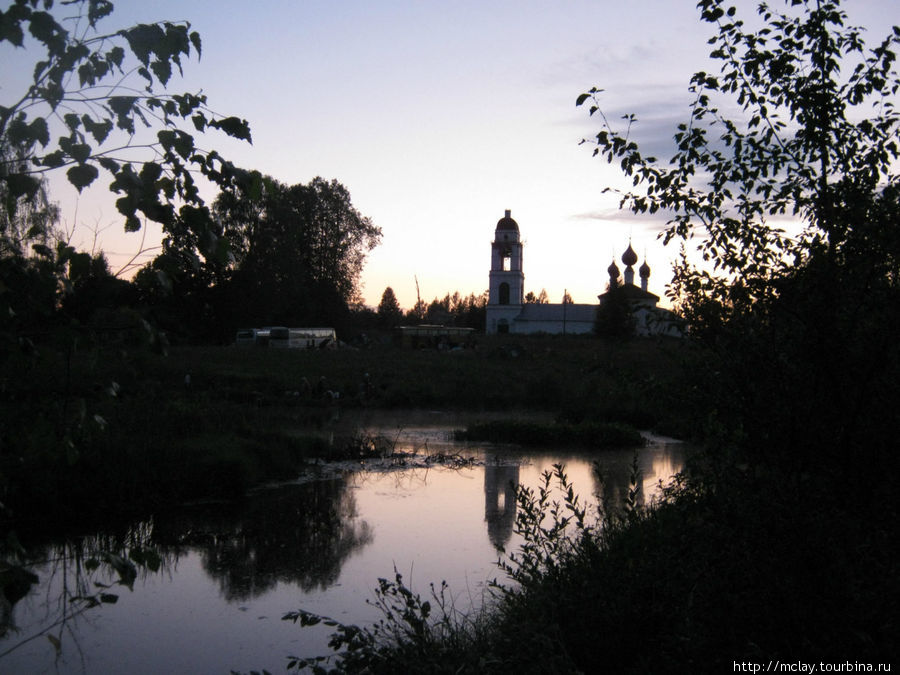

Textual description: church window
[499,282,510,305]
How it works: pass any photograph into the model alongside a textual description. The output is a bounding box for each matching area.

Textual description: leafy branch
[1,0,252,240]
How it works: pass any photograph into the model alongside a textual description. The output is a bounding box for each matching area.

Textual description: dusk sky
[11,0,899,309]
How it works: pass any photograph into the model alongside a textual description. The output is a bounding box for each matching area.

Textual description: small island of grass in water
[454,419,644,449]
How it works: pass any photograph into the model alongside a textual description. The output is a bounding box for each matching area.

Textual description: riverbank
[1,336,692,531]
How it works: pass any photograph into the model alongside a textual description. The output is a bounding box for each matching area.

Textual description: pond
[0,415,685,674]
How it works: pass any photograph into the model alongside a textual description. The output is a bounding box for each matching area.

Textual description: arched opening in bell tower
[499,282,510,305]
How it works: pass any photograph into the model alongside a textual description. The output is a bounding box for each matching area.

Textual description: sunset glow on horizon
[14,0,898,310]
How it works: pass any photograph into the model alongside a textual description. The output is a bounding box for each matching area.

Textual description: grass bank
[1,335,692,530]
[454,418,644,448]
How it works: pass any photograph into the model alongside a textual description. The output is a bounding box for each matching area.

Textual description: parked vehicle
[237,327,335,349]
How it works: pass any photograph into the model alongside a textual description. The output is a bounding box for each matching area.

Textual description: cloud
[574,85,700,157]
[569,207,673,237]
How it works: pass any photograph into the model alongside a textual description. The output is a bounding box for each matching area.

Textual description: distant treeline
[371,287,487,331]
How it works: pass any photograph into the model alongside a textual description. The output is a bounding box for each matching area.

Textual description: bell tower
[487,210,525,334]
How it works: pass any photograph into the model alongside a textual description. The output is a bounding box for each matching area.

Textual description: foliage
[1,0,251,243]
[594,277,635,339]
[0,144,59,260]
[523,288,549,304]
[282,571,494,674]
[579,0,899,297]
[578,0,900,472]
[403,290,487,329]
[486,461,898,672]
[178,174,383,337]
[375,286,402,328]
[0,0,255,527]
[405,297,427,323]
[496,464,597,590]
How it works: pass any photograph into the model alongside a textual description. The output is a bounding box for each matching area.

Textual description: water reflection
[1,431,686,674]
[591,443,685,512]
[483,457,520,551]
[0,523,170,661]
[152,478,372,599]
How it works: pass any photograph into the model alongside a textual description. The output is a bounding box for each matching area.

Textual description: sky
[6,0,899,309]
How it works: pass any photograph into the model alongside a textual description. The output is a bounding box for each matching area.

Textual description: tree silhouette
[579,0,900,471]
[594,277,634,340]
[376,286,403,327]
[202,174,381,331]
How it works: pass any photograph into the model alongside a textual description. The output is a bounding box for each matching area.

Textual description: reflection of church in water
[485,210,681,336]
[483,459,520,551]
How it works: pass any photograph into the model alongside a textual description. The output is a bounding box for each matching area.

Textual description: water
[0,418,685,674]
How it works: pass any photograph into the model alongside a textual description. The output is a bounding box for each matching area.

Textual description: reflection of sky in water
[1,436,684,674]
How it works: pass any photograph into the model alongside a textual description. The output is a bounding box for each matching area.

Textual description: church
[485,210,681,336]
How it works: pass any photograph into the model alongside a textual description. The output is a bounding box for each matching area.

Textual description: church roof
[496,209,519,232]
[516,303,597,324]
[598,283,660,304]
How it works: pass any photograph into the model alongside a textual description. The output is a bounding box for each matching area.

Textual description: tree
[525,288,549,304]
[578,0,900,472]
[0,146,59,258]
[376,286,402,327]
[579,0,898,311]
[425,294,452,325]
[405,298,427,323]
[208,175,381,330]
[561,290,573,304]
[594,277,634,340]
[524,289,553,304]
[0,0,252,261]
[450,290,487,329]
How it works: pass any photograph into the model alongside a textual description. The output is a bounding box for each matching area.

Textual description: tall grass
[455,419,644,448]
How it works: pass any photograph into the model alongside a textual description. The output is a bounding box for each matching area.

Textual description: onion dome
[496,209,519,232]
[622,243,638,266]
[639,260,651,278]
[607,259,620,278]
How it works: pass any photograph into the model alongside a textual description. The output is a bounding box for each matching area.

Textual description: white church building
[485,210,681,336]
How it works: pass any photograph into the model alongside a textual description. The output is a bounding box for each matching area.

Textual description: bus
[266,327,336,349]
